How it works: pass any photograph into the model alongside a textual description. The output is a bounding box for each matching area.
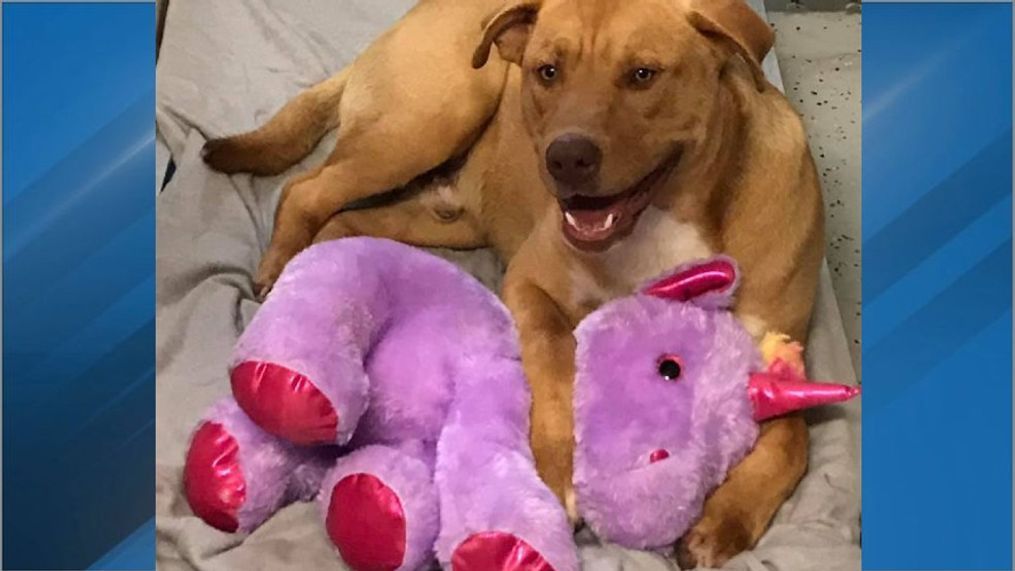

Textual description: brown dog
[204,0,824,566]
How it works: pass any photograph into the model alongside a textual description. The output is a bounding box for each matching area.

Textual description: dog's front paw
[543,469,579,526]
[533,450,579,526]
[675,512,753,569]
[564,486,579,525]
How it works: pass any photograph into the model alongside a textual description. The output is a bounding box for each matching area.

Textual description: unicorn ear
[641,256,740,309]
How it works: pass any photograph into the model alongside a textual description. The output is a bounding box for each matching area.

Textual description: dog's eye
[657,355,683,381]
[629,67,658,87]
[537,64,559,84]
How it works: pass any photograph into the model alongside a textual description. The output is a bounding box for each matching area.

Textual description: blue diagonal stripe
[10,212,154,360]
[89,518,155,571]
[5,320,155,446]
[864,129,1012,302]
[4,94,155,309]
[866,239,1012,414]
[865,194,1012,347]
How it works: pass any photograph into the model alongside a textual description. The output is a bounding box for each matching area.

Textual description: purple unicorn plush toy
[183,238,577,571]
[573,256,859,551]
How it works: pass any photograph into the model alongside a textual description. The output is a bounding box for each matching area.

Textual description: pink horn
[748,372,861,422]
[642,258,737,301]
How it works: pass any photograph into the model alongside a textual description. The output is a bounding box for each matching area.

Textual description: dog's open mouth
[558,156,677,250]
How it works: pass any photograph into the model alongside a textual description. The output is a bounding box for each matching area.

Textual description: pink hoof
[231,360,338,445]
[326,474,407,571]
[184,422,245,533]
[452,532,556,571]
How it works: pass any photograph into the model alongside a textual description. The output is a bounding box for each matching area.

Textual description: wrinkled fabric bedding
[155,1,860,569]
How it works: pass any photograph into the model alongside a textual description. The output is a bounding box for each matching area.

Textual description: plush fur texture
[194,399,337,532]
[434,353,576,569]
[573,258,761,550]
[185,238,577,571]
[319,443,439,571]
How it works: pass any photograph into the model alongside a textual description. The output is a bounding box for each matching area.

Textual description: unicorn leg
[435,357,578,571]
[229,241,399,447]
[319,442,439,571]
[183,398,334,533]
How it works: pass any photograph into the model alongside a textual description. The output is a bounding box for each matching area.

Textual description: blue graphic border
[0,0,1013,570]
[2,2,156,569]
[862,2,1013,570]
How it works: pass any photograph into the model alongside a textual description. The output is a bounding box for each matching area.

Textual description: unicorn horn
[748,372,861,422]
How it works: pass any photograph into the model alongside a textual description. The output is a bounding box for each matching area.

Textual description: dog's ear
[472,2,541,69]
[687,0,773,91]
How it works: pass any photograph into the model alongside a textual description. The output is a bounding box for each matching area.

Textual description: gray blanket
[155,2,861,569]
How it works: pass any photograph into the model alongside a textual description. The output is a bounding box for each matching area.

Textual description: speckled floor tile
[770,12,862,377]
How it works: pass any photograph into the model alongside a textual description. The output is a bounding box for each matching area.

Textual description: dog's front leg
[676,415,809,568]
[503,278,579,521]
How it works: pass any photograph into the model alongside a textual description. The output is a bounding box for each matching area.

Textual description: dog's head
[473,0,773,250]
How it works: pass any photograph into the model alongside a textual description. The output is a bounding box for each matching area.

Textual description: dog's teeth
[595,213,616,231]
[566,211,616,233]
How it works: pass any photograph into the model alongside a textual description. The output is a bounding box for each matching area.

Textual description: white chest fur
[569,207,714,308]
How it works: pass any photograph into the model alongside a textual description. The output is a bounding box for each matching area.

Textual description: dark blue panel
[862,4,1012,570]
[3,4,156,570]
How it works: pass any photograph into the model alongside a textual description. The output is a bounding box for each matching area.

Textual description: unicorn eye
[657,355,683,381]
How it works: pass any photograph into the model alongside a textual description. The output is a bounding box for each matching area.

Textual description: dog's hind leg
[312,188,485,250]
[255,110,496,294]
[203,68,352,176]
[246,2,509,294]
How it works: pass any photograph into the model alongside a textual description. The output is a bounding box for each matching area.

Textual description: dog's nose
[546,134,602,186]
